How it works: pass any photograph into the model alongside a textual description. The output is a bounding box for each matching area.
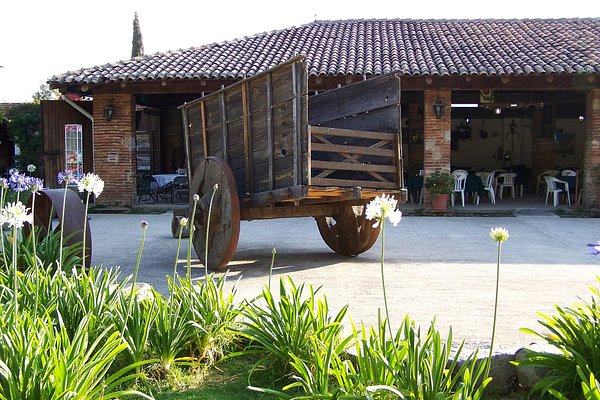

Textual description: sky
[1,0,598,103]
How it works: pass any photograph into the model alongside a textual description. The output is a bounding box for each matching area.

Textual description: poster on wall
[65,124,83,178]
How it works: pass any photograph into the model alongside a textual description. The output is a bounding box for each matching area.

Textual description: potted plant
[424,170,454,210]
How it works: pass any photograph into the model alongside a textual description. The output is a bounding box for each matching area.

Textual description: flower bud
[180,217,188,227]
[141,220,149,229]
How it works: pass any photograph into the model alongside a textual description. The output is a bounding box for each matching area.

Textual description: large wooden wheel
[24,189,92,268]
[189,157,240,271]
[315,205,380,256]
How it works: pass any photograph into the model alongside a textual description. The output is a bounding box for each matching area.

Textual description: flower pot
[431,194,449,211]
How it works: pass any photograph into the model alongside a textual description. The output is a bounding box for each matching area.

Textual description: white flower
[77,173,104,197]
[2,201,33,229]
[490,227,509,243]
[26,164,36,173]
[365,194,402,228]
[180,217,188,227]
[8,168,18,176]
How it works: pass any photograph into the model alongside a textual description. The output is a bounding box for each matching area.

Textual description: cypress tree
[131,12,144,58]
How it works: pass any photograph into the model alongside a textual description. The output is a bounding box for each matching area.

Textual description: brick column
[93,94,136,207]
[583,89,600,207]
[423,89,451,206]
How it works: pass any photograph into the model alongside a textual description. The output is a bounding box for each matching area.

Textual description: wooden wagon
[177,56,406,270]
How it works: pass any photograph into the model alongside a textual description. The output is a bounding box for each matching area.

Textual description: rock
[515,343,562,390]
[486,352,517,395]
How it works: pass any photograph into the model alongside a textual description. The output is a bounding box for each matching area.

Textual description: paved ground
[90,209,600,354]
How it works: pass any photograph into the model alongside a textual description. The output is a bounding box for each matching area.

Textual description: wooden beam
[200,101,208,158]
[241,82,252,194]
[266,73,274,191]
[311,177,398,189]
[311,160,397,173]
[311,143,396,157]
[310,126,397,140]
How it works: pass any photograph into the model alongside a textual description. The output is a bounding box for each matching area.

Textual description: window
[65,124,83,178]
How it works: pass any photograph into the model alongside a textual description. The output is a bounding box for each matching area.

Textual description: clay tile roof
[49,18,600,87]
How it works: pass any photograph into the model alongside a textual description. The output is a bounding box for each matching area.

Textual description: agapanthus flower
[26,164,36,173]
[141,220,149,229]
[0,178,8,189]
[58,170,77,185]
[490,227,510,243]
[77,173,104,197]
[365,193,402,228]
[588,241,600,257]
[28,177,44,192]
[9,172,29,192]
[180,217,188,227]
[1,201,33,229]
[8,168,18,176]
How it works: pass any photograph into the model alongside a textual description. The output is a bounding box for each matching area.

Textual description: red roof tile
[49,18,600,86]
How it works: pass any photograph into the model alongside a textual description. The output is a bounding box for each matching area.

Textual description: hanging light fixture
[105,99,115,121]
[432,99,445,119]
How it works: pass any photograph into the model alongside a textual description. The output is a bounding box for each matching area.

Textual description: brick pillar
[423,89,451,206]
[93,94,136,207]
[407,103,424,173]
[583,89,600,207]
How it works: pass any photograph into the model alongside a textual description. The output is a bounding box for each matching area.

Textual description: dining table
[465,174,485,201]
[407,175,424,203]
[152,173,180,188]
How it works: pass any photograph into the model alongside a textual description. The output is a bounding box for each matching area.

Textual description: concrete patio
[89,197,600,355]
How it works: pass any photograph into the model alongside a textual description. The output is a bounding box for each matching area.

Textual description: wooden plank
[241,81,253,194]
[292,61,300,186]
[311,143,396,158]
[241,185,309,208]
[200,101,208,159]
[266,73,274,191]
[220,92,228,163]
[310,126,397,141]
[181,107,193,178]
[311,160,397,173]
[308,73,401,125]
[311,177,398,189]
[394,131,403,187]
[312,106,401,133]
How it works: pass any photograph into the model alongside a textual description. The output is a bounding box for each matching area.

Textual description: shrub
[518,278,600,399]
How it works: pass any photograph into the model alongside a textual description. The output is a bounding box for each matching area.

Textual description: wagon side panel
[307,73,403,191]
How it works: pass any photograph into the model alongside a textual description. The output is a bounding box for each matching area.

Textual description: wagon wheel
[189,157,240,271]
[24,189,92,269]
[315,205,380,256]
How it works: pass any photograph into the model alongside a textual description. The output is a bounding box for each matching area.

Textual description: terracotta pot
[431,194,449,210]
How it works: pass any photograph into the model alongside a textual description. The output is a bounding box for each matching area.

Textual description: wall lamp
[105,99,115,121]
[432,99,445,119]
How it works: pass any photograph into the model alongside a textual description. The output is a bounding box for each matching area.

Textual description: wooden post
[220,92,229,163]
[241,82,253,194]
[266,72,274,191]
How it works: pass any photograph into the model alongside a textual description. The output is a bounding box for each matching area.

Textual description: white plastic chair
[536,169,559,194]
[475,171,489,185]
[476,171,496,205]
[496,172,517,199]
[451,170,467,207]
[561,169,576,177]
[545,176,571,207]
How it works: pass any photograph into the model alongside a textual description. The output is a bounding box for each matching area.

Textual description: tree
[32,83,58,104]
[6,103,42,175]
[131,12,144,58]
